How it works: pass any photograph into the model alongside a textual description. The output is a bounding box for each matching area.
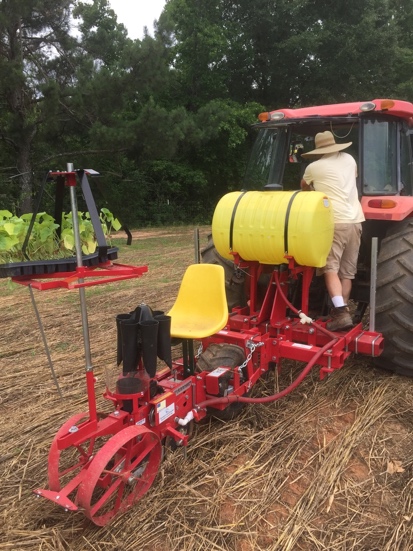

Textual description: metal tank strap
[284,191,301,255]
[229,191,248,251]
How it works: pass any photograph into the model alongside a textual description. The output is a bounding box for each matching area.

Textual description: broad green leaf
[112,218,122,231]
[3,222,18,236]
[20,213,37,221]
[39,226,54,242]
[0,235,19,251]
[0,210,13,219]
[63,234,75,250]
[83,239,97,254]
[40,213,56,223]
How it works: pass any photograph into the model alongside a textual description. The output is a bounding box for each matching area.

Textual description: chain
[196,342,203,359]
[196,340,264,370]
[237,340,264,372]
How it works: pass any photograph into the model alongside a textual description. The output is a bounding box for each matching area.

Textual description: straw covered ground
[1,226,413,551]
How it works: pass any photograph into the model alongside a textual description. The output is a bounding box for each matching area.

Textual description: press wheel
[48,412,92,491]
[77,425,162,526]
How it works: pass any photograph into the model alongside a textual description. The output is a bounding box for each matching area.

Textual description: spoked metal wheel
[77,425,162,526]
[48,412,93,491]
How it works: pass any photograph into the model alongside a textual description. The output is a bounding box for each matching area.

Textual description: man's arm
[300,178,314,191]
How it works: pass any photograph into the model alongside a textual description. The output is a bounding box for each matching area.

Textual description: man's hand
[300,178,314,191]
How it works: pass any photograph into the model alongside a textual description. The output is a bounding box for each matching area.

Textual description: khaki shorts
[317,223,362,279]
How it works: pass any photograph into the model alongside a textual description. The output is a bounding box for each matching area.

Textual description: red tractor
[207,98,413,377]
[10,99,412,526]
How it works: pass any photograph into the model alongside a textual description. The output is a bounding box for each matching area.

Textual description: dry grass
[1,226,413,550]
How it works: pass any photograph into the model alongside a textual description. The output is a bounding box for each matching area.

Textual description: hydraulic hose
[194,337,338,412]
[273,269,338,341]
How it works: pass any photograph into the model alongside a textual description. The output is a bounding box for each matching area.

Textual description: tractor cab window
[283,133,315,189]
[361,119,398,195]
[244,124,359,191]
[284,126,359,190]
[244,127,289,190]
[401,130,413,196]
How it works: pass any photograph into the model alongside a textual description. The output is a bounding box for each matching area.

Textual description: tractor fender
[361,196,413,221]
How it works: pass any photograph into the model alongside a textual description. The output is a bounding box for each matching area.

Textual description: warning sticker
[209,367,229,377]
[156,400,166,410]
[158,403,175,424]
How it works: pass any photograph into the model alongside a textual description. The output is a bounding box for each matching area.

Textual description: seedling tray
[0,247,119,279]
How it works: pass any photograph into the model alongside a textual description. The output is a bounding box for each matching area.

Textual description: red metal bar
[12,263,148,290]
[86,370,98,423]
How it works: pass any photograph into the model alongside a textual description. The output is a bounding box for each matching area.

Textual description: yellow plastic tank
[212,191,334,267]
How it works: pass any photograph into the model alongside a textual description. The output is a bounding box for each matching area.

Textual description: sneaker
[326,306,353,331]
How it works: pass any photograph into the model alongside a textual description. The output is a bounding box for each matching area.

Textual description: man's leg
[324,271,353,330]
[324,271,345,306]
[341,278,352,304]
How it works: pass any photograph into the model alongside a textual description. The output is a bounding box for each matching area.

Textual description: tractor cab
[245,99,413,199]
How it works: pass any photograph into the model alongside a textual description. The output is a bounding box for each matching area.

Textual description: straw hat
[301,131,352,158]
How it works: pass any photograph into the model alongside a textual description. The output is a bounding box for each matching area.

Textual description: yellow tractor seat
[168,263,228,339]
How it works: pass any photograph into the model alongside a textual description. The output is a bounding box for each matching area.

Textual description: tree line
[1,0,412,227]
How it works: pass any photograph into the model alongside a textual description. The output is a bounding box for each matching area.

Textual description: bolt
[285,325,290,330]
[272,356,277,361]
[309,328,315,335]
[56,495,60,500]
[114,410,120,416]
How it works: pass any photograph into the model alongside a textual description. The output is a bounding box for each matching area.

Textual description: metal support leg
[182,339,195,378]
[28,285,63,398]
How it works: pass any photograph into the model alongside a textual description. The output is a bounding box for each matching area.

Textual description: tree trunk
[17,140,34,214]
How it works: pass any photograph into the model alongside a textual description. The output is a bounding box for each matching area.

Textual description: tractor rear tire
[201,235,247,311]
[374,218,413,376]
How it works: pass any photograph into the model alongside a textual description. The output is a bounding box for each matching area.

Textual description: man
[300,131,365,331]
